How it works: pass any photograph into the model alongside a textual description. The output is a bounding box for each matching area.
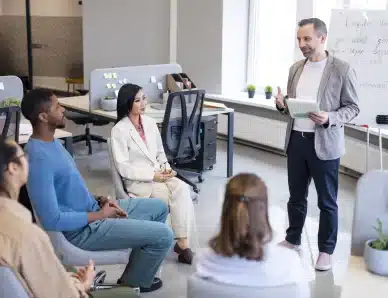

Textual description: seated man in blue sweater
[21,88,173,293]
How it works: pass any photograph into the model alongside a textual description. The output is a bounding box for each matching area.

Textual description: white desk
[59,95,235,177]
[59,95,234,123]
[341,256,388,297]
[17,121,74,155]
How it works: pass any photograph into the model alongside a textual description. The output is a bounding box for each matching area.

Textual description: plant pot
[364,239,388,276]
[248,90,255,98]
[100,98,117,111]
[265,92,272,99]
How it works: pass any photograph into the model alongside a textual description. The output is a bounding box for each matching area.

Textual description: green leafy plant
[247,84,256,91]
[264,85,273,93]
[0,97,21,107]
[370,218,388,250]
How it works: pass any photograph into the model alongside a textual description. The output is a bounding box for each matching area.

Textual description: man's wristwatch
[95,196,104,207]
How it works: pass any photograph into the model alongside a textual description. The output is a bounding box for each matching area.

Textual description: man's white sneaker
[315,252,332,271]
[278,240,301,251]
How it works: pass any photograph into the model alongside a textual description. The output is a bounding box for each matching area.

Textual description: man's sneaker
[315,252,332,271]
[117,277,163,293]
[278,240,301,252]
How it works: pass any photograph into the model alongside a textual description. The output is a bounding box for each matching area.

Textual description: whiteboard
[327,9,388,128]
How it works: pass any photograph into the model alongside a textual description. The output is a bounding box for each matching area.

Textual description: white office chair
[30,204,130,266]
[47,231,130,266]
[0,266,140,297]
[107,138,199,203]
[351,170,388,256]
[187,274,307,298]
[0,267,29,298]
[107,138,129,200]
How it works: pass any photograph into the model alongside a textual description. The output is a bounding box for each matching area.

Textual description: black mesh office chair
[64,90,109,155]
[161,90,205,193]
[0,106,21,143]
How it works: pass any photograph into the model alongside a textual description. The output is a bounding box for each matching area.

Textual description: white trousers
[150,177,196,244]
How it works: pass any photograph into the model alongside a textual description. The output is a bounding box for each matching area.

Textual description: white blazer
[110,115,171,197]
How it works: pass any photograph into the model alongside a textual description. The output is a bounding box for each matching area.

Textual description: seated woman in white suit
[110,83,196,265]
[194,173,310,297]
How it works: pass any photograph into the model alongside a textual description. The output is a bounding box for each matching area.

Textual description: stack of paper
[203,101,227,109]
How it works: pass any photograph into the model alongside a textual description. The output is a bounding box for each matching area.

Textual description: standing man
[275,18,359,271]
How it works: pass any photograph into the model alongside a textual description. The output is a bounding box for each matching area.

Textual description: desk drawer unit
[184,116,218,171]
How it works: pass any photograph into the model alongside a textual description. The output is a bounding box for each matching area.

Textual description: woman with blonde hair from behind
[195,173,310,297]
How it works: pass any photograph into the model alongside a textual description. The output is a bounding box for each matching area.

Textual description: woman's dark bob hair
[116,83,142,123]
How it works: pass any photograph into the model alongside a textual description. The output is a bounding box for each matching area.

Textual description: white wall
[82,0,170,86]
[1,0,81,17]
[221,0,249,94]
[177,0,224,93]
[177,0,249,94]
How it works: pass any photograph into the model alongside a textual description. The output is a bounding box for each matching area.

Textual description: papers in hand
[285,98,320,118]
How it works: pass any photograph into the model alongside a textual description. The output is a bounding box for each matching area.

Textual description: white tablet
[285,98,320,118]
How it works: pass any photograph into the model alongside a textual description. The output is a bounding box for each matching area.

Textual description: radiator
[217,112,287,150]
[217,112,387,174]
[342,137,388,174]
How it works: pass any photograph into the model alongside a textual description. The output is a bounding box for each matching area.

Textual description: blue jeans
[65,198,173,287]
[285,131,340,254]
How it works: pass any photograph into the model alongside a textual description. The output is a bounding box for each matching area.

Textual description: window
[247,0,388,94]
[247,0,298,93]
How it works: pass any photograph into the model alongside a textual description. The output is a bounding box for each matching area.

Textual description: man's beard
[301,46,314,57]
[55,118,66,129]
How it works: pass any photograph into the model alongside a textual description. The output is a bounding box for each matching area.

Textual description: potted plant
[247,84,256,98]
[100,95,117,111]
[0,97,21,118]
[364,218,388,276]
[0,97,21,108]
[264,86,273,99]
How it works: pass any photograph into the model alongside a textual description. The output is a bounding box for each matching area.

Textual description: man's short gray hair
[298,18,327,37]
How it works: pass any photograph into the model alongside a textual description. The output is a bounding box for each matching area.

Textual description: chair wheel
[198,176,204,183]
[193,186,199,193]
[209,166,214,170]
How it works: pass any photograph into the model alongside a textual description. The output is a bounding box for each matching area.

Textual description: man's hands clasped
[98,196,128,219]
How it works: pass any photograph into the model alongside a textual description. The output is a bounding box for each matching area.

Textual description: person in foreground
[111,83,197,264]
[275,18,359,271]
[21,88,174,293]
[0,138,95,297]
[195,173,310,297]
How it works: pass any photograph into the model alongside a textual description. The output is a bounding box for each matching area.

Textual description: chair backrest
[107,138,129,200]
[187,274,306,298]
[0,267,29,298]
[351,170,388,256]
[161,89,205,164]
[0,106,21,143]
